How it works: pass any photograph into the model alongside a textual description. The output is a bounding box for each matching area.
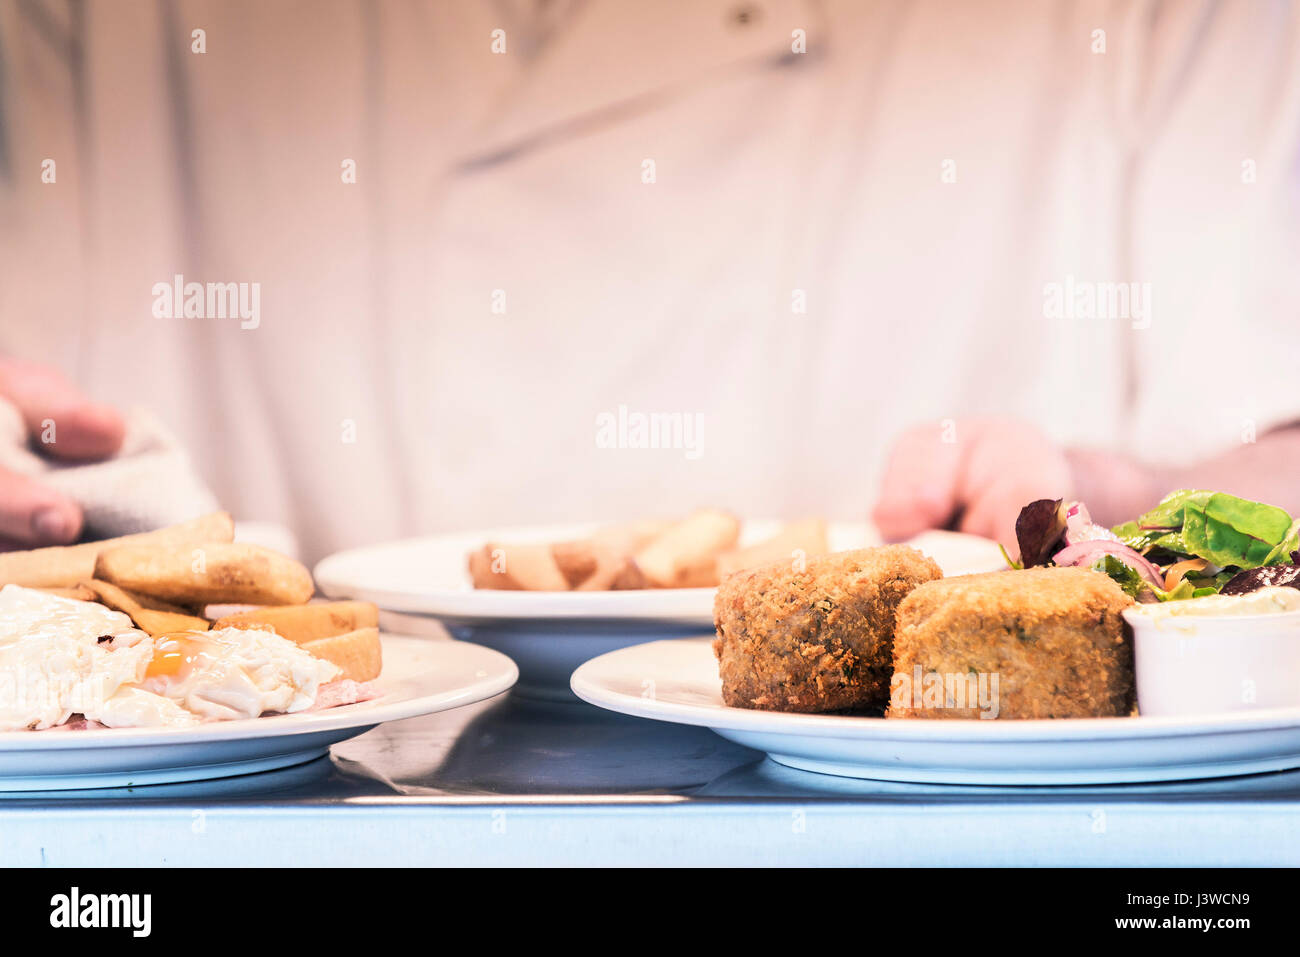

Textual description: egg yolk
[146,635,210,679]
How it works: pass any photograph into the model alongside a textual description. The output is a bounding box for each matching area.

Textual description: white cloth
[1,1,1299,562]
[0,399,218,539]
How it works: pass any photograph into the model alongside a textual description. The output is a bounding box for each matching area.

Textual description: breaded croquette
[713,546,942,713]
[888,566,1135,719]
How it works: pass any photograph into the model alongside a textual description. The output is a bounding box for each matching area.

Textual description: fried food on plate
[550,540,599,588]
[465,511,834,591]
[553,541,648,590]
[300,627,383,682]
[635,509,740,588]
[213,600,379,644]
[0,514,388,732]
[94,542,314,606]
[715,518,830,580]
[888,566,1135,720]
[468,542,570,591]
[469,539,648,591]
[713,546,942,714]
[80,579,211,636]
[0,512,234,588]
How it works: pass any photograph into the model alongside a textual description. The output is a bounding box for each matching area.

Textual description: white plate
[0,635,517,791]
[570,638,1300,785]
[314,522,1006,627]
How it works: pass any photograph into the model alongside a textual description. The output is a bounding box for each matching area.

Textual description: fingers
[874,418,1075,550]
[871,424,965,540]
[0,359,115,550]
[957,489,1025,552]
[954,421,1075,549]
[0,357,125,461]
[0,467,83,547]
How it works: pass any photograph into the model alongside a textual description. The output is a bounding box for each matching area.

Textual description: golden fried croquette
[712,546,943,713]
[888,566,1135,720]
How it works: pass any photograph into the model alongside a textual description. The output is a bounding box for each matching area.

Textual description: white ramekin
[1125,605,1300,717]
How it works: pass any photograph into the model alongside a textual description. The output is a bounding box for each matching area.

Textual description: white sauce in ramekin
[1128,586,1300,620]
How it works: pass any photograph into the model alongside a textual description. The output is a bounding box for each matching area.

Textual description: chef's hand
[872,418,1101,550]
[0,357,125,549]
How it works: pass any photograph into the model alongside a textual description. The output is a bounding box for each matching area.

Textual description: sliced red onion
[1052,539,1165,587]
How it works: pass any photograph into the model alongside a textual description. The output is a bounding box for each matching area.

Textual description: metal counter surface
[0,689,1297,866]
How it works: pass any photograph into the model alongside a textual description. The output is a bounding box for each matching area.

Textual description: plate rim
[569,637,1300,743]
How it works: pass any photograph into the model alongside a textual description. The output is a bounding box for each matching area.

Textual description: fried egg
[0,584,155,730]
[134,627,341,722]
[0,586,342,730]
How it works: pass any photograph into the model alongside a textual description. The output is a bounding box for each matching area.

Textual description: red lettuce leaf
[1015,498,1067,567]
[1220,558,1300,596]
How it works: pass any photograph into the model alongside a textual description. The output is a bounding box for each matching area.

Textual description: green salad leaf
[1181,493,1291,568]
[1111,520,1150,550]
[1138,532,1191,559]
[1090,554,1215,602]
[1160,578,1200,601]
[1112,490,1211,551]
[1136,489,1213,530]
[1113,489,1293,572]
[1262,519,1300,566]
[1091,554,1145,598]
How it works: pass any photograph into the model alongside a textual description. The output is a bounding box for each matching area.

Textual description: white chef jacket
[1,0,1298,561]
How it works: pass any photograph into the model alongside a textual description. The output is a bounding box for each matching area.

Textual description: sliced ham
[310,679,378,710]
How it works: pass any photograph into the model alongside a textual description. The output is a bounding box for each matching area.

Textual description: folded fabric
[0,398,219,540]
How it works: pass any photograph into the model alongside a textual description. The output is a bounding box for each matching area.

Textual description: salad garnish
[1013,489,1300,602]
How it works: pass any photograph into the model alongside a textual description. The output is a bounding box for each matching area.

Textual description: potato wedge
[634,509,740,588]
[467,543,568,591]
[551,541,599,589]
[301,627,382,682]
[575,552,647,590]
[80,579,211,636]
[551,540,649,590]
[94,542,313,605]
[213,601,378,645]
[0,512,234,588]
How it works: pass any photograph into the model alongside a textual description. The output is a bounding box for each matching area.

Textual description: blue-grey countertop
[1,690,1297,866]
